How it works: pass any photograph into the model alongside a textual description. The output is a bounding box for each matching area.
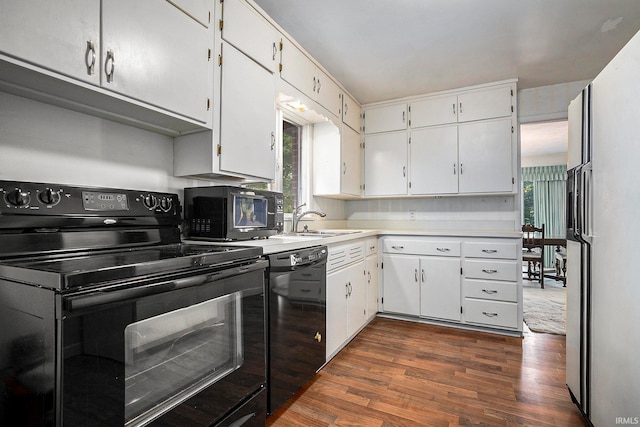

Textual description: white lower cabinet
[365,238,379,321]
[462,239,521,331]
[326,241,368,359]
[381,235,522,334]
[382,238,461,320]
[382,254,420,316]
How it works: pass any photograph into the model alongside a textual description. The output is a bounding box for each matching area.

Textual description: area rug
[522,283,566,335]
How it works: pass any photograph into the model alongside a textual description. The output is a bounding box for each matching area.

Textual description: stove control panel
[0,180,181,226]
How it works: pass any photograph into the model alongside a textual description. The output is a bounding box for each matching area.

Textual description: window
[282,120,301,214]
[523,180,535,225]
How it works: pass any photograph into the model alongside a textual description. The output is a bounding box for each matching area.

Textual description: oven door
[59,259,267,427]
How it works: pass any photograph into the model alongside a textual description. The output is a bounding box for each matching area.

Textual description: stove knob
[38,188,60,205]
[5,189,30,207]
[142,194,157,210]
[159,197,173,212]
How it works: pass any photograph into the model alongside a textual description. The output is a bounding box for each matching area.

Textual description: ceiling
[253,0,640,105]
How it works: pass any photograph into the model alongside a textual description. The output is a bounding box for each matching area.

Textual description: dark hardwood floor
[267,317,588,426]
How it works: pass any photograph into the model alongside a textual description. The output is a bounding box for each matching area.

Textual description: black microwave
[183,186,284,240]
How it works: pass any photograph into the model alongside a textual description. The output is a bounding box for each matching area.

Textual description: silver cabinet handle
[414,269,418,282]
[402,111,405,122]
[436,247,450,252]
[460,163,463,174]
[421,269,425,282]
[86,40,96,75]
[345,283,349,298]
[453,163,456,175]
[482,311,498,317]
[452,103,456,115]
[482,289,498,294]
[403,166,406,177]
[348,282,352,296]
[368,271,371,283]
[105,49,115,83]
[316,78,321,94]
[272,42,277,61]
[390,245,404,250]
[313,76,316,92]
[343,162,347,175]
[459,102,463,114]
[271,132,276,150]
[345,102,349,115]
[482,269,498,274]
[482,249,498,254]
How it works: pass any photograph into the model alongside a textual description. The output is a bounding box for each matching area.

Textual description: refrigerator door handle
[573,165,583,241]
[580,162,593,242]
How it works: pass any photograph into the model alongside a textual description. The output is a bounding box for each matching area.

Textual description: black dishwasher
[267,246,327,415]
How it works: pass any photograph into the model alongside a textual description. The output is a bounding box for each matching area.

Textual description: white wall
[518,80,589,123]
[0,92,203,196]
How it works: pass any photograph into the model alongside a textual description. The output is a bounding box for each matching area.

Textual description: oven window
[124,292,243,427]
[233,195,268,228]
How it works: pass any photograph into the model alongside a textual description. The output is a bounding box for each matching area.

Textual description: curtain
[522,165,566,269]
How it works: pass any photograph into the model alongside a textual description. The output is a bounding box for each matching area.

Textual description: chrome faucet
[292,203,326,232]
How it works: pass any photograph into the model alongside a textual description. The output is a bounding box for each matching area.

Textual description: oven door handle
[64,259,267,311]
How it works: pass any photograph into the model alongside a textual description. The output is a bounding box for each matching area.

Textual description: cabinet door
[342,125,362,196]
[219,42,276,180]
[0,0,100,85]
[102,0,211,123]
[326,268,349,358]
[366,255,379,320]
[364,104,407,134]
[382,255,420,316]
[457,86,513,122]
[420,257,461,321]
[458,118,513,193]
[280,38,316,99]
[410,94,458,128]
[346,263,367,338]
[364,131,407,196]
[313,122,341,196]
[170,0,212,27]
[410,125,458,195]
[315,68,343,118]
[343,92,361,133]
[221,0,278,73]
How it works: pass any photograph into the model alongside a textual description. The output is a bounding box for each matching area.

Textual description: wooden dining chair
[522,223,545,288]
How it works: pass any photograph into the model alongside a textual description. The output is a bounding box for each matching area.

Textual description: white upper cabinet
[364,131,408,196]
[220,0,279,73]
[280,38,342,118]
[410,125,459,195]
[102,0,211,123]
[363,104,407,134]
[313,122,361,198]
[218,42,276,180]
[410,84,514,128]
[168,0,212,27]
[458,118,513,193]
[457,85,513,123]
[0,0,101,85]
[410,95,458,128]
[342,92,361,133]
[0,0,213,134]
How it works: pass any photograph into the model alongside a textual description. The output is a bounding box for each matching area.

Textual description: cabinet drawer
[383,239,460,257]
[464,279,517,302]
[464,299,518,329]
[463,259,518,282]
[328,241,365,271]
[464,241,518,260]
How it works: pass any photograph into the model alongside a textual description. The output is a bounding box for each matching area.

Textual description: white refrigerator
[566,28,640,426]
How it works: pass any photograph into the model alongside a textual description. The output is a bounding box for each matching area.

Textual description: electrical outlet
[409,210,416,220]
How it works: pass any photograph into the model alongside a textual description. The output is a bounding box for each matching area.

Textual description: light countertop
[184,228,521,254]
